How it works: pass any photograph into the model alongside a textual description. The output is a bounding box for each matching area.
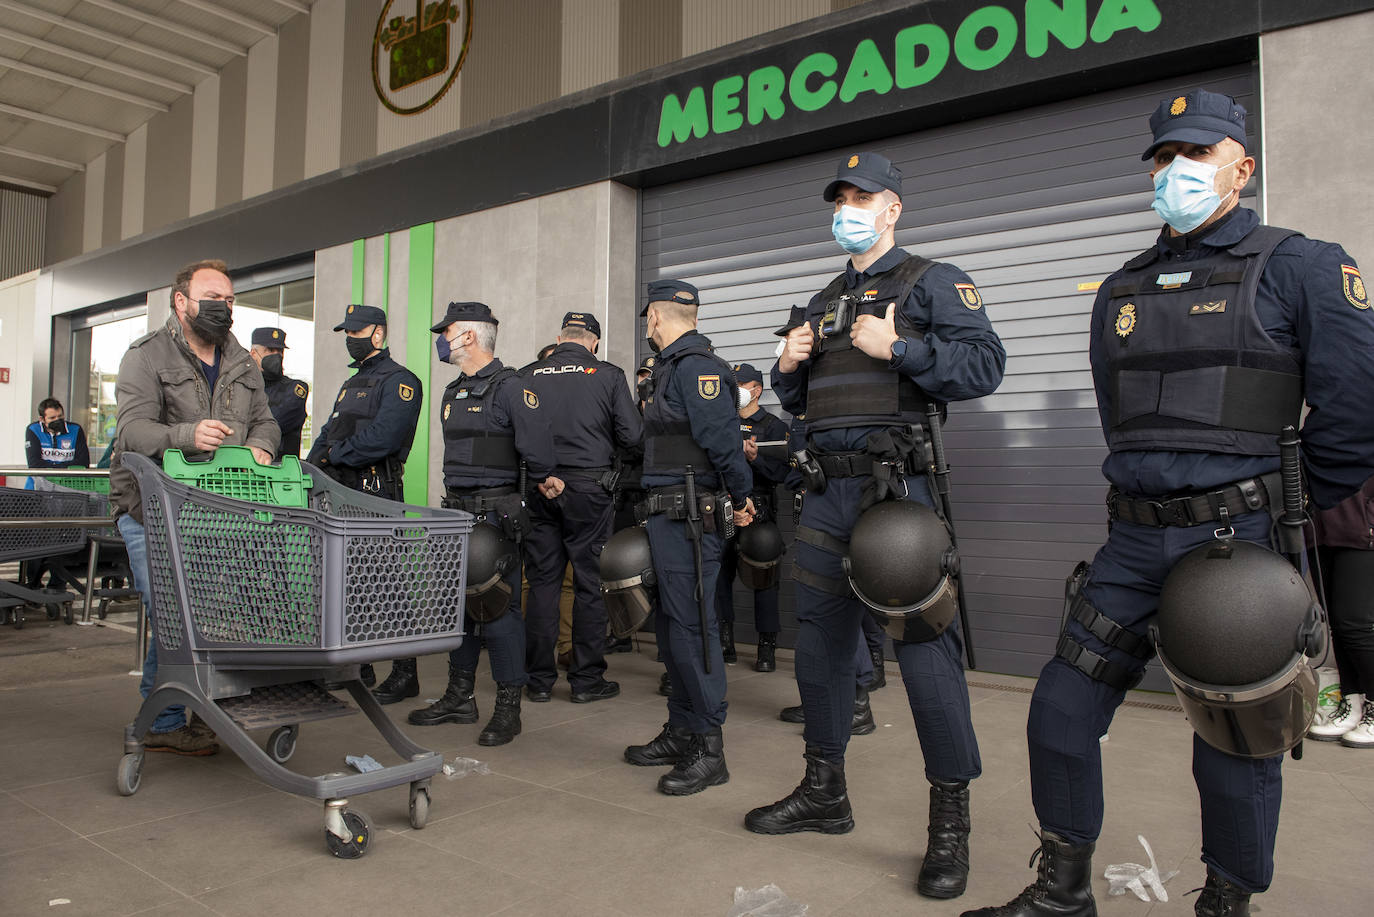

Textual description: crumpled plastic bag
[442,755,490,778]
[345,753,383,773]
[727,884,808,917]
[1104,835,1178,902]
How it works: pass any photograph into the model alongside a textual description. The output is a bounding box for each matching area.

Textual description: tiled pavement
[1,617,1370,916]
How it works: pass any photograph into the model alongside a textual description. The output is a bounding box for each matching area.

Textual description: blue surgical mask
[831,205,882,255]
[1151,155,1240,234]
[435,334,452,364]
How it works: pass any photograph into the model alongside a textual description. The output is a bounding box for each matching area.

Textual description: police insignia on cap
[698,374,721,399]
[1170,96,1187,116]
[1342,265,1368,310]
[347,305,355,313]
[954,283,983,311]
[674,291,694,302]
[294,383,306,398]
[645,357,655,367]
[847,154,859,168]
[523,389,540,409]
[443,403,451,421]
[398,383,414,401]
[1116,303,1138,338]
[272,330,280,339]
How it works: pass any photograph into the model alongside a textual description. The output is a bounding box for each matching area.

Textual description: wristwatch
[888,337,908,367]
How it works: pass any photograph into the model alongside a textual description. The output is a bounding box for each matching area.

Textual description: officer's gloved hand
[734,497,756,529]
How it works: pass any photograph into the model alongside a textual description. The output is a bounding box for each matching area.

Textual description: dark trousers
[647,513,727,733]
[525,480,613,692]
[792,474,980,775]
[715,540,781,633]
[451,553,527,686]
[1314,546,1374,696]
[1028,509,1281,892]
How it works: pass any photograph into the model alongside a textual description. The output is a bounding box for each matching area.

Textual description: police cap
[823,151,903,202]
[1142,89,1247,161]
[561,311,601,337]
[430,301,499,332]
[251,327,288,348]
[773,305,808,337]
[333,304,388,332]
[640,279,700,316]
[733,363,763,385]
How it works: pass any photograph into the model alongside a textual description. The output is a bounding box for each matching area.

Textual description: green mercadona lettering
[657,0,1162,148]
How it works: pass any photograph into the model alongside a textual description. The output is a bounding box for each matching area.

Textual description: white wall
[0,271,40,469]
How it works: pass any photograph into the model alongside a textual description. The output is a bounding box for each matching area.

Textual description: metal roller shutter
[639,66,1258,685]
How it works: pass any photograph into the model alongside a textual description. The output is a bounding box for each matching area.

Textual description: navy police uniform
[715,363,789,640]
[523,312,643,697]
[251,327,309,458]
[639,283,754,738]
[1016,91,1374,902]
[306,305,421,502]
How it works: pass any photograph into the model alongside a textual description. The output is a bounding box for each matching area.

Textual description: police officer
[747,152,1005,904]
[716,363,789,670]
[623,280,756,796]
[307,304,422,694]
[404,302,562,746]
[962,90,1374,917]
[523,312,643,703]
[249,327,309,457]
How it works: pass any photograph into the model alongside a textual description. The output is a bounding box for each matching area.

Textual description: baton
[1278,425,1305,570]
[684,465,711,675]
[927,404,977,670]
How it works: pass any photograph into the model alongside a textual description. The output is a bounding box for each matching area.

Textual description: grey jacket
[111,315,280,521]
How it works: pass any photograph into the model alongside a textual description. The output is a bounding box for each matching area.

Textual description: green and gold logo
[373,0,473,116]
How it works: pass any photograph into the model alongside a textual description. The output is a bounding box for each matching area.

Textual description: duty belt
[1106,473,1278,528]
[639,484,724,521]
[443,485,517,514]
[814,450,907,479]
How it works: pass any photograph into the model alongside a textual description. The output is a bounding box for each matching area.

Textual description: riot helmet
[1152,539,1325,759]
[600,525,657,638]
[465,522,518,623]
[736,519,784,590]
[843,500,959,643]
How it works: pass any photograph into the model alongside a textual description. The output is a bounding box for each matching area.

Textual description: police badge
[1115,303,1137,338]
[698,375,721,399]
[1342,265,1368,310]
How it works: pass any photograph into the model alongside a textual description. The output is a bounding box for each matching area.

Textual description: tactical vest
[805,254,938,431]
[321,373,387,458]
[1101,225,1303,456]
[441,366,521,483]
[642,337,728,480]
[266,375,307,457]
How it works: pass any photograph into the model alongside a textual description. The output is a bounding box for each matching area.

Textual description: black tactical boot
[778,703,805,723]
[755,632,777,672]
[360,663,377,687]
[958,830,1096,917]
[625,722,694,766]
[745,746,854,835]
[1192,870,1251,917]
[477,683,522,746]
[917,777,971,899]
[370,657,419,705]
[658,671,673,697]
[407,666,477,725]
[869,646,886,689]
[657,728,729,795]
[720,622,737,663]
[852,685,876,735]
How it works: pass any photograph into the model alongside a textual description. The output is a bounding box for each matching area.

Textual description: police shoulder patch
[294,383,307,399]
[398,383,415,401]
[954,283,983,310]
[1342,265,1368,310]
[697,374,721,400]
[523,389,540,409]
[442,403,451,421]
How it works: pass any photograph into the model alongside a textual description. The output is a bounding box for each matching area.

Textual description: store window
[69,306,147,464]
[231,276,316,452]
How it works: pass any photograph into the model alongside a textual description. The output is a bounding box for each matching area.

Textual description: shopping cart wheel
[408,784,430,829]
[45,604,60,621]
[61,602,74,625]
[326,810,370,859]
[13,608,24,629]
[267,725,298,764]
[116,752,144,796]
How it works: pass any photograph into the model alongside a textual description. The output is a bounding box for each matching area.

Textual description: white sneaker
[1341,698,1374,748]
[1309,693,1363,740]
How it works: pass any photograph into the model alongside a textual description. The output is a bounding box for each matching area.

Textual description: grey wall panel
[102,143,123,248]
[642,65,1256,685]
[274,12,311,190]
[339,6,379,169]
[144,93,194,232]
[460,0,561,128]
[619,0,681,78]
[3,186,48,279]
[216,55,248,209]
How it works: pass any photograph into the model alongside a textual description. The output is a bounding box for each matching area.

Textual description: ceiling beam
[0,100,124,142]
[0,172,58,194]
[264,0,311,14]
[80,0,249,57]
[0,145,85,171]
[0,54,170,111]
[0,27,192,94]
[0,0,216,77]
[169,0,275,38]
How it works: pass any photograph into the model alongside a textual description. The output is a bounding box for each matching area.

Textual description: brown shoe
[145,725,219,756]
[187,712,217,741]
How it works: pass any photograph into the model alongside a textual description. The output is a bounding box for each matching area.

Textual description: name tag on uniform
[455,390,469,399]
[1156,271,1192,289]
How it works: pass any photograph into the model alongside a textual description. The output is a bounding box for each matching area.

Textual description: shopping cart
[118,448,473,858]
[33,476,139,623]
[0,484,102,627]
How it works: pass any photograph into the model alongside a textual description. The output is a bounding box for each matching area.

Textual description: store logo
[373,0,473,116]
[656,0,1162,148]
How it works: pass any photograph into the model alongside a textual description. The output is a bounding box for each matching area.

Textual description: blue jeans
[116,513,185,733]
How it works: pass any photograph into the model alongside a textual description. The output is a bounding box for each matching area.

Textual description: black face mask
[46,420,65,434]
[260,353,284,380]
[189,298,233,344]
[346,336,376,363]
